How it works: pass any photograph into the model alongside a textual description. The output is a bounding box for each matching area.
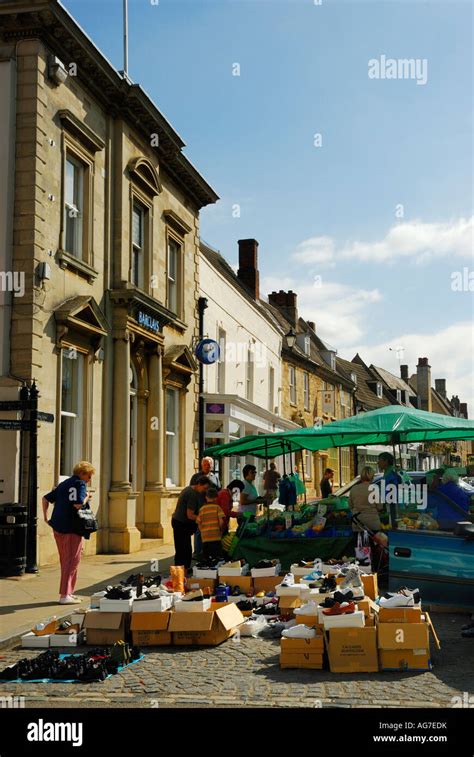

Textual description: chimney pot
[237,239,259,299]
[400,364,409,381]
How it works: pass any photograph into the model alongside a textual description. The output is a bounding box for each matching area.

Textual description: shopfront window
[303,449,312,480]
[60,347,86,476]
[340,447,351,485]
[166,387,180,486]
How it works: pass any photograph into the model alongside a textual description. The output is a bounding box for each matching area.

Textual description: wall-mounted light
[285,328,297,349]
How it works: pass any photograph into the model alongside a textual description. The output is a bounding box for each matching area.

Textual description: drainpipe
[198,297,208,457]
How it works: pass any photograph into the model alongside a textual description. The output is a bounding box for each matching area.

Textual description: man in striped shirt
[197,487,225,559]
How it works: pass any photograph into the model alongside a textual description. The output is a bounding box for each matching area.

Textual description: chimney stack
[400,365,409,382]
[237,239,259,300]
[435,378,447,399]
[268,290,298,326]
[416,357,432,412]
[460,402,468,419]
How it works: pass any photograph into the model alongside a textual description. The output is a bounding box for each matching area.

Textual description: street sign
[37,412,54,423]
[0,400,35,411]
[0,420,33,431]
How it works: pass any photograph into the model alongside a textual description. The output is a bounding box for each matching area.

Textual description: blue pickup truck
[335,472,474,608]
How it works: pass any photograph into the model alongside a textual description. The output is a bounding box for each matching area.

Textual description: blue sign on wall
[195,339,220,365]
[137,311,160,334]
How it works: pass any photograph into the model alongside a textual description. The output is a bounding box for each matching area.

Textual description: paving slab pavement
[0,544,175,647]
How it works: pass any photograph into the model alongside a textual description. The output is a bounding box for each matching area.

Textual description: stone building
[0,0,218,565]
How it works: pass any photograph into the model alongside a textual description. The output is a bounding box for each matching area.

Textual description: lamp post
[285,328,296,349]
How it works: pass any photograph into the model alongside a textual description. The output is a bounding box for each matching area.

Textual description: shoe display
[0,646,142,682]
[280,573,295,587]
[104,586,134,600]
[256,591,265,598]
[281,625,316,639]
[302,571,323,582]
[265,591,276,598]
[319,597,337,608]
[332,589,355,603]
[182,589,204,602]
[232,586,242,596]
[378,591,419,608]
[320,577,337,592]
[253,604,279,616]
[236,599,256,612]
[322,601,355,616]
[254,559,277,569]
[294,601,318,615]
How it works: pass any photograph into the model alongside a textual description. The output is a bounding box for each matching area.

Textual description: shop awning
[206,405,474,458]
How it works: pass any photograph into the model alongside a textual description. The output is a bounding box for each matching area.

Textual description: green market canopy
[206,405,474,458]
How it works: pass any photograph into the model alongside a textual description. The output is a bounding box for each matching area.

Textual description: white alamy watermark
[0,270,25,297]
[27,719,83,747]
[368,55,428,85]
[451,268,473,292]
[0,695,25,708]
[450,692,474,708]
[368,481,427,510]
[219,340,268,368]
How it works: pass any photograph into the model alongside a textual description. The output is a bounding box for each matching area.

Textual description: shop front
[107,290,197,553]
[202,394,297,491]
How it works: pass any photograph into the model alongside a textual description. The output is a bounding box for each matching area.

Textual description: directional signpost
[0,384,54,573]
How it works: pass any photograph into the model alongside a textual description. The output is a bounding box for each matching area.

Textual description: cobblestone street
[1,612,472,709]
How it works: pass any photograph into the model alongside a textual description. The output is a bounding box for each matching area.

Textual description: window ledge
[57,250,98,283]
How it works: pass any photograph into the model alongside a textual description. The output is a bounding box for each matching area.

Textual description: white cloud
[292,216,473,266]
[263,275,382,346]
[346,321,474,417]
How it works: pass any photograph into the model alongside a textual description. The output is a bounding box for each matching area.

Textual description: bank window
[60,347,86,476]
[166,387,180,486]
[289,366,296,405]
[132,203,145,289]
[64,155,84,259]
[167,237,181,315]
[303,372,310,410]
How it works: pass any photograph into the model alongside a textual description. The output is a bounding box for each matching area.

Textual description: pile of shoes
[121,573,161,596]
[0,644,141,682]
[376,586,421,608]
[104,585,135,600]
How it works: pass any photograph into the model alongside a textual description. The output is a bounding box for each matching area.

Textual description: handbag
[355,531,372,562]
[71,506,98,539]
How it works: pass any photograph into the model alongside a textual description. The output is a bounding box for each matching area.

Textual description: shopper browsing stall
[240,464,265,516]
[171,476,210,570]
[197,487,225,558]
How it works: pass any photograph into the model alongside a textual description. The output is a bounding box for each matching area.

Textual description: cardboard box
[379,649,432,671]
[357,597,378,617]
[130,612,172,646]
[280,652,324,669]
[99,598,134,613]
[218,575,253,593]
[90,591,106,609]
[281,635,324,652]
[54,623,81,635]
[365,614,376,627]
[132,596,173,613]
[84,612,129,645]
[276,582,309,597]
[377,622,430,651]
[251,564,281,578]
[208,601,229,611]
[186,578,217,593]
[377,606,423,624]
[50,630,86,647]
[322,610,366,631]
[290,564,320,577]
[193,568,218,579]
[21,632,51,648]
[253,576,281,593]
[174,598,212,613]
[327,627,379,673]
[294,615,321,627]
[170,604,245,646]
[278,597,302,609]
[361,574,378,601]
[218,564,249,577]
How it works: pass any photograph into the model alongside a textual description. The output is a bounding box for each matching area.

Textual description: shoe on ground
[282,625,316,639]
[59,595,81,605]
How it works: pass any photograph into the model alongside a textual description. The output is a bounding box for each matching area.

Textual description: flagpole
[123,0,129,76]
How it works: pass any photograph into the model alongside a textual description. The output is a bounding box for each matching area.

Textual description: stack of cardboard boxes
[377,606,440,671]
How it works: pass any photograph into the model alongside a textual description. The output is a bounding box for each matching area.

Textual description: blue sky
[62,0,473,410]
